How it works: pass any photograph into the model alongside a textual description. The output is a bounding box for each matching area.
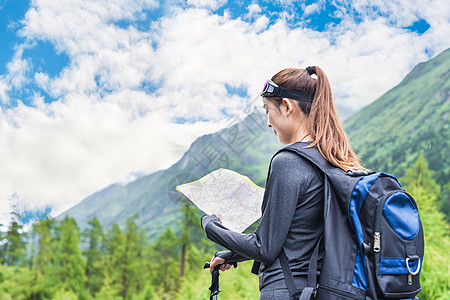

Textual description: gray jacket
[202,144,324,290]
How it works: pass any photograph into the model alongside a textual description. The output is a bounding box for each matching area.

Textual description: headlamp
[260,79,313,102]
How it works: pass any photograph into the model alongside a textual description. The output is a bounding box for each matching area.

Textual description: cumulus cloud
[0,91,229,220]
[303,3,322,16]
[186,0,227,10]
[0,49,30,104]
[339,0,445,27]
[0,0,449,225]
[244,3,262,19]
[0,77,10,104]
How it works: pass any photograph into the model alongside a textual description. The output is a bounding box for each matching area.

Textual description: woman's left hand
[208,256,232,274]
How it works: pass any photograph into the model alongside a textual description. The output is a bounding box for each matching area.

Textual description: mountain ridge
[345,48,449,186]
[60,48,450,235]
[59,109,281,237]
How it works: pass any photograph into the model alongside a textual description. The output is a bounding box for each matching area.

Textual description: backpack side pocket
[374,191,424,298]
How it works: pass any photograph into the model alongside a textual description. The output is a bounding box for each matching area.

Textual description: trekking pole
[203,262,238,300]
[203,262,221,300]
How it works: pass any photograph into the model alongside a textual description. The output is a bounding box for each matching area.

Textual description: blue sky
[0,0,448,225]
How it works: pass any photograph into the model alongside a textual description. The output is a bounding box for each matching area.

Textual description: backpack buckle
[406,256,421,275]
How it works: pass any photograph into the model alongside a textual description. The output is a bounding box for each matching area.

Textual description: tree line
[0,202,213,300]
[0,155,449,299]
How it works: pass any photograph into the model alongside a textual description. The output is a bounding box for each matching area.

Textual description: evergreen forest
[0,155,449,300]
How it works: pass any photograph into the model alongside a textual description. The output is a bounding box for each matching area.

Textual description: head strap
[261,79,313,102]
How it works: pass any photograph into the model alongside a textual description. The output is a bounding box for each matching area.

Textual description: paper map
[176,168,265,233]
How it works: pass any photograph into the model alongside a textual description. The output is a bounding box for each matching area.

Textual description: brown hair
[270,67,365,171]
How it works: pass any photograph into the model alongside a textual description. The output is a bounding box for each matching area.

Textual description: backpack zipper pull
[408,274,412,285]
[373,232,381,252]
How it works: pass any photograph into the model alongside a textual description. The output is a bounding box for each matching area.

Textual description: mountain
[59,108,281,238]
[345,48,450,188]
[60,48,450,236]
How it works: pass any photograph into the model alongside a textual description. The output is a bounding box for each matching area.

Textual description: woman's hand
[209,256,232,274]
[215,214,222,223]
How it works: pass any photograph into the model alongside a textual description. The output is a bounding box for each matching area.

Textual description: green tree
[0,264,35,300]
[1,219,27,266]
[83,217,107,297]
[95,273,122,300]
[441,182,450,222]
[51,287,79,300]
[121,216,146,299]
[151,227,179,299]
[31,217,58,299]
[179,201,199,278]
[55,217,87,299]
[401,154,450,300]
[105,223,126,298]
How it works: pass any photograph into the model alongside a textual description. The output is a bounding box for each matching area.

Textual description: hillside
[60,48,450,236]
[345,49,450,186]
[59,108,281,237]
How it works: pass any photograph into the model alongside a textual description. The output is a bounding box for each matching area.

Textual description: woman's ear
[281,98,295,115]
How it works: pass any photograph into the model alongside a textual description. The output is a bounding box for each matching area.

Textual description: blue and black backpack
[278,143,424,300]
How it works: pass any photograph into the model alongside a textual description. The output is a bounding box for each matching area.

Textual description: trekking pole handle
[203,261,238,299]
[204,262,221,297]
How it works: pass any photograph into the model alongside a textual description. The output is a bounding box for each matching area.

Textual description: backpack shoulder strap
[276,143,330,300]
[277,143,337,175]
[279,237,322,300]
[280,143,374,210]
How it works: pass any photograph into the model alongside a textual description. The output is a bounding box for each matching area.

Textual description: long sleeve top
[201,143,324,289]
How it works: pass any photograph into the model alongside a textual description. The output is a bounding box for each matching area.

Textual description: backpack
[277,143,424,300]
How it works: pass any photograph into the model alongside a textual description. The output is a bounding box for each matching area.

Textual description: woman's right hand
[208,256,232,274]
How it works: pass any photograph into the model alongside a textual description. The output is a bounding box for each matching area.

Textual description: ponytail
[271,67,365,171]
[306,66,364,171]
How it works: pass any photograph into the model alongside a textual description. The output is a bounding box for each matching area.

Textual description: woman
[201,66,365,299]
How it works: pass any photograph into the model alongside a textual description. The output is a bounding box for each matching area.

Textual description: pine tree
[95,272,122,300]
[151,227,180,299]
[105,223,126,298]
[179,200,202,277]
[31,217,58,300]
[400,154,450,300]
[1,220,27,266]
[83,217,106,297]
[121,216,146,299]
[55,217,87,299]
[442,182,450,221]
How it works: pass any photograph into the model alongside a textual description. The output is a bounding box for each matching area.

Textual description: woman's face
[263,99,296,144]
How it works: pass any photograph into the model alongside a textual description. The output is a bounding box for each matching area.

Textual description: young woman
[201,66,365,299]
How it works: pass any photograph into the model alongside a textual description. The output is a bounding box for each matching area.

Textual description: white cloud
[0,0,449,225]
[334,0,449,28]
[244,3,262,19]
[6,52,29,89]
[303,3,321,16]
[186,0,227,10]
[0,49,30,104]
[0,77,10,104]
[0,91,228,221]
[151,8,448,108]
